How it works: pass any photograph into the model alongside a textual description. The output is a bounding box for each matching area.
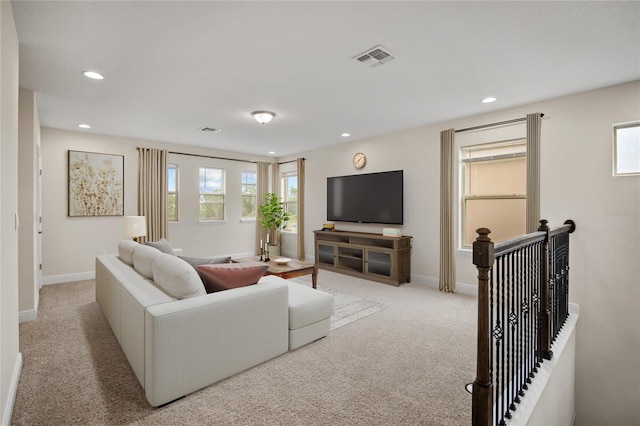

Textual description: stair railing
[471,219,576,426]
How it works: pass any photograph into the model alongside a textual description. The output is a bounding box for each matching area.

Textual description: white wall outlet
[99,249,106,255]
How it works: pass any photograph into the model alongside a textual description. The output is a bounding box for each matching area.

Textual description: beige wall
[287,81,639,425]
[40,128,272,281]
[1,1,21,424]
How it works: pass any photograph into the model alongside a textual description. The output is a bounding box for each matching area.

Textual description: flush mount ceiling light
[482,97,497,103]
[251,111,275,124]
[78,123,91,129]
[83,71,104,80]
[341,133,351,137]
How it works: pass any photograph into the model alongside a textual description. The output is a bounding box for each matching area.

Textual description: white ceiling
[11,1,640,157]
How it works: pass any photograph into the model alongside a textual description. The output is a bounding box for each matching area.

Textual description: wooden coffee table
[232,257,318,289]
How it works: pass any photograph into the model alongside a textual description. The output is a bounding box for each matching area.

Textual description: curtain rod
[167,151,257,164]
[455,113,544,134]
[165,151,305,165]
[278,158,305,165]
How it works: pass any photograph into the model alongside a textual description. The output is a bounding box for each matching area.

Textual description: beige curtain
[255,162,270,255]
[526,113,542,233]
[296,158,306,260]
[137,148,168,242]
[271,162,280,196]
[439,129,456,293]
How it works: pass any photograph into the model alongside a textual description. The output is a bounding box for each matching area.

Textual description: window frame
[460,139,527,249]
[167,163,179,222]
[198,166,226,221]
[613,121,640,177]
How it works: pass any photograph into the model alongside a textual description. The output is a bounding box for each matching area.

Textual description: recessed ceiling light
[482,97,497,103]
[83,71,104,80]
[78,123,91,129]
[341,133,351,137]
[268,151,276,155]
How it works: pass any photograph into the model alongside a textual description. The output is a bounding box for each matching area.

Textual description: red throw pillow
[196,263,269,293]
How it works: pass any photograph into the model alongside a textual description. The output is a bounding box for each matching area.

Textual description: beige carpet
[12,270,476,425]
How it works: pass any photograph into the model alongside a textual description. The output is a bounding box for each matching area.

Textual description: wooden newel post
[538,219,553,360]
[472,228,494,426]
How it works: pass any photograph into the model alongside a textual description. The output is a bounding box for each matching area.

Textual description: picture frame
[68,150,124,217]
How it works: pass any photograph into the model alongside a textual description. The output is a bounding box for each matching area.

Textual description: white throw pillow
[133,244,161,279]
[152,253,206,299]
[118,240,138,265]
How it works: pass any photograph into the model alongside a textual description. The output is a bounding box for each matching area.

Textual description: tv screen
[327,170,403,225]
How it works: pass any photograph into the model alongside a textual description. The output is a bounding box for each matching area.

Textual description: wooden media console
[314,230,412,286]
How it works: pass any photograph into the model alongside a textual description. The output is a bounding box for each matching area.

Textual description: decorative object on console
[382,228,402,237]
[273,257,291,266]
[124,216,147,242]
[251,110,276,124]
[258,193,290,254]
[68,150,124,217]
[321,223,335,231]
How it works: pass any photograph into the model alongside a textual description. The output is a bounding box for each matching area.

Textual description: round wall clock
[353,152,367,169]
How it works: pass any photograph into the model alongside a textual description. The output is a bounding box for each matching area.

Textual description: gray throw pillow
[145,238,174,255]
[178,255,232,268]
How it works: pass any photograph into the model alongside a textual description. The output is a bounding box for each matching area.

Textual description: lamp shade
[251,111,275,124]
[124,216,147,239]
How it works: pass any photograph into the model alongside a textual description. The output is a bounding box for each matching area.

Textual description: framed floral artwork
[68,150,124,216]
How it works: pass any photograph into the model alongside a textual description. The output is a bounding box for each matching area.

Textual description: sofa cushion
[196,263,268,293]
[118,239,138,265]
[287,284,334,330]
[178,255,231,269]
[152,252,206,299]
[145,238,175,255]
[133,244,161,278]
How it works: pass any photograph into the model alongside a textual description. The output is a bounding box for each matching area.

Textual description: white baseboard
[19,309,37,323]
[409,273,478,296]
[42,271,95,285]
[2,353,22,426]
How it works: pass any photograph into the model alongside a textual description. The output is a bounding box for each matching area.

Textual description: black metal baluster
[507,252,516,413]
[494,257,505,426]
[489,267,500,424]
[501,256,508,423]
[522,246,533,390]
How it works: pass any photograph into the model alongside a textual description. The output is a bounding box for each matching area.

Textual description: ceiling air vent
[199,127,222,133]
[353,45,396,68]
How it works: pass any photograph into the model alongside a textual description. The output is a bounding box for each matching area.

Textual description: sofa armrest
[172,248,183,256]
[143,280,289,407]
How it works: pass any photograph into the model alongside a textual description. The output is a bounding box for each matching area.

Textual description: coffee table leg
[312,266,317,289]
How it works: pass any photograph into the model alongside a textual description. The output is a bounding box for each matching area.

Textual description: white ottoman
[287,284,334,350]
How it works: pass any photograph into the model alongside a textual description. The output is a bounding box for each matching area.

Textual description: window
[241,170,257,218]
[461,141,526,247]
[199,167,225,220]
[168,163,178,221]
[282,172,298,232]
[613,121,640,176]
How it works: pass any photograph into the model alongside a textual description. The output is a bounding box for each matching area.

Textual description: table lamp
[124,216,147,242]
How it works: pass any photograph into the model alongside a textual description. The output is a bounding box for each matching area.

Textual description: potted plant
[258,193,290,255]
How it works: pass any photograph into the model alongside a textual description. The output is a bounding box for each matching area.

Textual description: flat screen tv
[327,170,403,225]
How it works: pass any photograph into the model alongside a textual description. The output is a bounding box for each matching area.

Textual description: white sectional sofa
[95,241,333,407]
